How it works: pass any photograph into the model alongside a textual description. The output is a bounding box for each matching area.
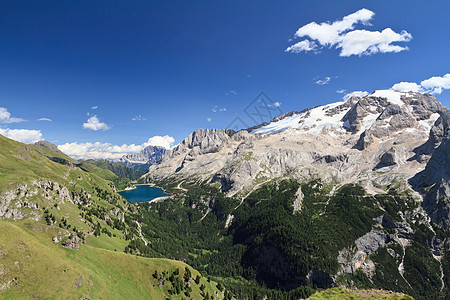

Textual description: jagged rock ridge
[146,90,447,199]
[116,145,169,171]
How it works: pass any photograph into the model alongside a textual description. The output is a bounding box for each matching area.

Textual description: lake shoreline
[119,184,171,203]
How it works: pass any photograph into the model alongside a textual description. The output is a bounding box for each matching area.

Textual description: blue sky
[1,1,450,159]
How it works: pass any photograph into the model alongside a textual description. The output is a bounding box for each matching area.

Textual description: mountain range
[115,145,169,171]
[137,89,449,299]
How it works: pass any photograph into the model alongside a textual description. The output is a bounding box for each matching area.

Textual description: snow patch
[418,112,441,132]
[361,112,381,130]
[372,90,404,106]
[253,100,350,135]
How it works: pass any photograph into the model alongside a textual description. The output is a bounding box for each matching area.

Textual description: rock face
[117,145,168,171]
[411,110,450,228]
[170,128,237,157]
[337,230,388,275]
[146,90,447,199]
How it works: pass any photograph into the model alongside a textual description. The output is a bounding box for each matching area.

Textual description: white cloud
[58,135,175,160]
[315,76,331,85]
[338,28,411,57]
[82,115,111,131]
[273,101,281,107]
[336,89,347,94]
[391,82,422,93]
[91,106,98,110]
[0,107,26,124]
[391,73,450,95]
[207,117,212,122]
[37,117,52,122]
[286,8,412,57]
[132,115,146,121]
[144,135,175,149]
[0,128,42,144]
[420,74,450,94]
[58,142,140,160]
[285,40,318,53]
[343,90,368,101]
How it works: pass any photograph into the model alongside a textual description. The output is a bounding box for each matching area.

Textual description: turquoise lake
[119,185,168,203]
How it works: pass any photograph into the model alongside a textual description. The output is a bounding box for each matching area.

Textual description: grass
[306,287,413,300]
[0,135,229,299]
[0,220,226,299]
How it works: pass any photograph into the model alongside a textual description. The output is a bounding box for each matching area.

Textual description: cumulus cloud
[132,115,146,121]
[207,117,212,122]
[391,82,422,93]
[58,142,141,160]
[0,107,25,123]
[82,115,111,131]
[391,73,450,95]
[144,135,175,149]
[37,117,52,121]
[273,102,281,107]
[315,76,331,85]
[0,128,42,144]
[420,74,450,94]
[286,8,412,57]
[343,90,369,101]
[58,135,175,160]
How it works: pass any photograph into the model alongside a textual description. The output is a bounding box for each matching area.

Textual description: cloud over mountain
[0,128,42,144]
[58,135,175,160]
[286,8,412,57]
[392,73,450,94]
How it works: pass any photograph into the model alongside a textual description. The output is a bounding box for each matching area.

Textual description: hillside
[82,159,145,181]
[0,220,226,299]
[0,135,231,299]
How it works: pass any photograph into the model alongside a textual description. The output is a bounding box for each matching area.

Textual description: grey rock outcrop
[337,230,388,275]
[374,148,397,169]
[170,128,237,158]
[411,111,450,228]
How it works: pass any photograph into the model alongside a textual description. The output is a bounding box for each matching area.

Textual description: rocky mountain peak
[146,90,449,204]
[170,128,239,158]
[116,145,169,171]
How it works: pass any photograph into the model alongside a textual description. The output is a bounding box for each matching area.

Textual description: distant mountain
[116,145,169,171]
[82,159,145,181]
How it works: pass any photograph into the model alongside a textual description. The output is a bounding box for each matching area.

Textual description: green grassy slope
[306,287,413,300]
[0,135,229,299]
[83,159,145,181]
[0,220,224,299]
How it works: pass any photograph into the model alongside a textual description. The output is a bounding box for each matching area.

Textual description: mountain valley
[1,89,449,299]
